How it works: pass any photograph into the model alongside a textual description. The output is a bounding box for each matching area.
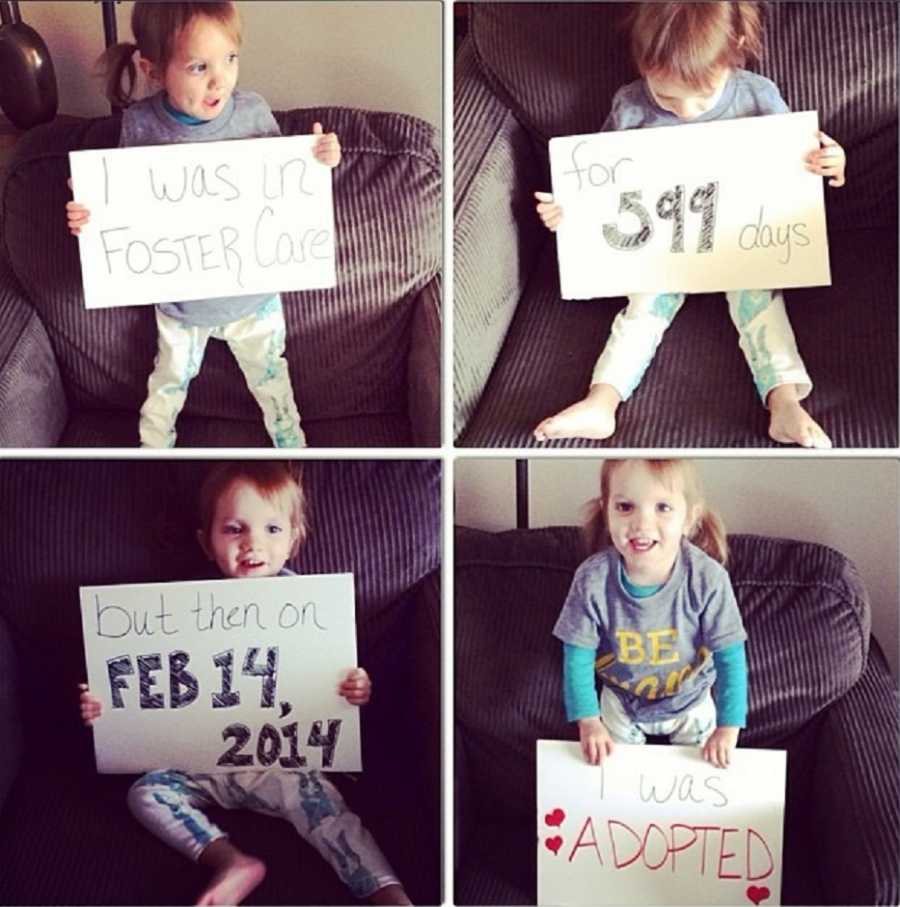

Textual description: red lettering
[568,817,603,864]
[717,827,741,880]
[669,824,699,873]
[608,820,643,869]
[641,823,669,870]
[694,825,719,875]
[746,827,774,881]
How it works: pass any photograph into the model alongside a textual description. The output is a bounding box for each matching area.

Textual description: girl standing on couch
[553,459,747,769]
[79,462,410,905]
[534,1,846,449]
[66,1,341,448]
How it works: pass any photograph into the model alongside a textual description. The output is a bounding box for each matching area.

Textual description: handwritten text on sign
[69,135,336,309]
[537,741,785,906]
[549,112,830,298]
[80,574,360,773]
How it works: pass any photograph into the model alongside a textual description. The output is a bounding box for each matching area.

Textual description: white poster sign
[537,740,786,907]
[80,574,360,774]
[550,111,830,298]
[70,135,336,309]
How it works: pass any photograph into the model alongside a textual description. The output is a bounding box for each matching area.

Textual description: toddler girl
[80,462,410,906]
[553,459,747,770]
[67,1,341,448]
[534,1,847,449]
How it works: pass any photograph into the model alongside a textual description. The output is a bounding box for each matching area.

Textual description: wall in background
[455,457,900,679]
[19,1,442,130]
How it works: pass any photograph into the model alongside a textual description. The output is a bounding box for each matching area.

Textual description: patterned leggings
[590,289,812,404]
[599,686,717,746]
[127,769,399,899]
[139,296,305,448]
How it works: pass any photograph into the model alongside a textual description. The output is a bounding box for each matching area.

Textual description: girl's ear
[137,54,160,83]
[196,528,213,560]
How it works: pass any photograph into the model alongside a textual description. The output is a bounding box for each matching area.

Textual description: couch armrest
[0,255,67,446]
[811,638,900,905]
[407,275,441,446]
[453,37,546,440]
[0,613,22,814]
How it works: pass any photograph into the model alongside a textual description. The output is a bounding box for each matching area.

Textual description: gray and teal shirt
[120,89,281,327]
[602,68,790,133]
[553,539,747,723]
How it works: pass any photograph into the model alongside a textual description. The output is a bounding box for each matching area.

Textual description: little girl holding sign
[67,1,340,448]
[534,1,847,449]
[554,459,746,769]
[80,463,410,905]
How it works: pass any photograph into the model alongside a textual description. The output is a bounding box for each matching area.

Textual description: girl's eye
[228,52,239,64]
[657,503,673,513]
[223,524,242,535]
[188,62,206,75]
[266,524,283,535]
[614,502,633,513]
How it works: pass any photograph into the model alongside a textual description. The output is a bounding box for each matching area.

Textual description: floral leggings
[590,289,812,404]
[127,768,399,899]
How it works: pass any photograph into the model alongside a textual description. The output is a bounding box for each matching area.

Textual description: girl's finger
[817,129,838,147]
[534,191,554,203]
[313,122,323,135]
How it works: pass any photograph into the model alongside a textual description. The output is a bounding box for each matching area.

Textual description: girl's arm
[702,641,748,768]
[564,643,615,765]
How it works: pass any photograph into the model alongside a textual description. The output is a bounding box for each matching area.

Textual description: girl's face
[201,479,298,578]
[605,461,699,585]
[145,15,240,120]
[645,67,730,120]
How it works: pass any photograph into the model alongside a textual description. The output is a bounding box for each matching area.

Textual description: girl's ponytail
[688,505,729,565]
[99,41,140,108]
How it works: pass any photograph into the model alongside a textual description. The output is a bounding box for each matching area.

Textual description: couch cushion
[471,2,897,232]
[458,226,897,447]
[0,107,440,437]
[455,525,871,826]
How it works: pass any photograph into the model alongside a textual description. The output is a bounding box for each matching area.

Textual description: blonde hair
[198,461,308,558]
[628,1,764,92]
[101,1,242,107]
[584,459,728,565]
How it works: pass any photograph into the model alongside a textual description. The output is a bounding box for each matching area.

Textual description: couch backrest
[471,2,897,231]
[0,460,440,748]
[455,525,871,821]
[0,107,440,421]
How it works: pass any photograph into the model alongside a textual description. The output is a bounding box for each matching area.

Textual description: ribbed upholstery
[0,106,440,447]
[453,4,898,446]
[453,40,546,438]
[407,275,442,446]
[454,525,899,904]
[0,460,440,905]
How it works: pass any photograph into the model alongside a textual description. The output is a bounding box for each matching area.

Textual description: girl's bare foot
[533,383,622,442]
[196,840,266,906]
[371,883,413,905]
[767,385,832,449]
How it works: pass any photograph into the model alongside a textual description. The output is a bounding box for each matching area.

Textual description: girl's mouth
[628,538,657,553]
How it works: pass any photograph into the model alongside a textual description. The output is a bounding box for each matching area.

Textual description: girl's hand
[66,177,91,235]
[312,122,341,168]
[339,667,371,705]
[78,683,103,726]
[534,191,564,231]
[805,130,846,187]
[578,716,614,765]
[702,725,740,769]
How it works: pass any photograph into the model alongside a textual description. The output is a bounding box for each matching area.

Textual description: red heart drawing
[746,886,770,905]
[544,808,566,827]
[545,836,563,855]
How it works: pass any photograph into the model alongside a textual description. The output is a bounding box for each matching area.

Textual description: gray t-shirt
[601,69,790,132]
[120,89,281,327]
[553,539,746,722]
